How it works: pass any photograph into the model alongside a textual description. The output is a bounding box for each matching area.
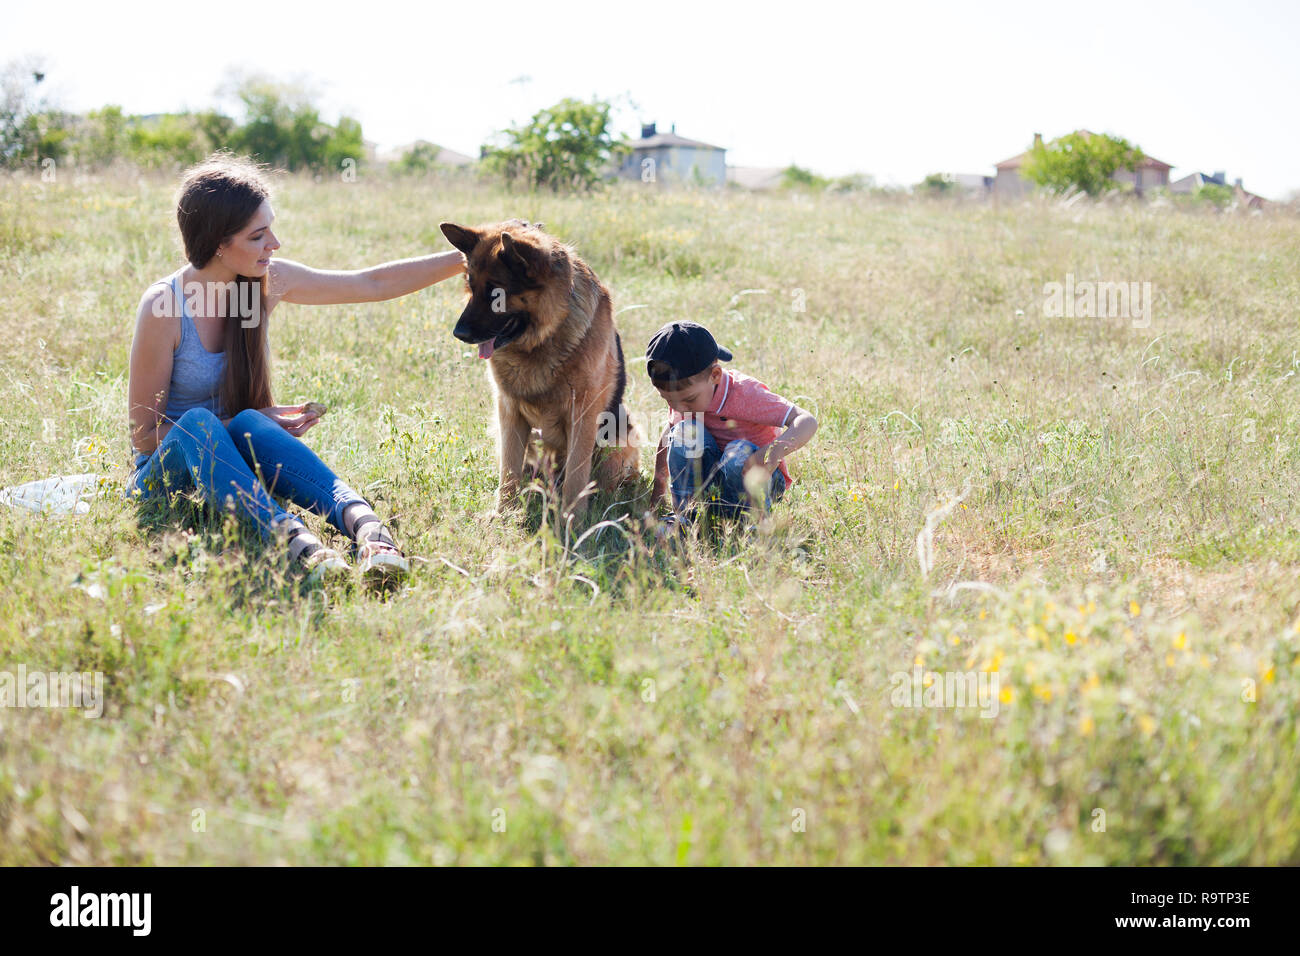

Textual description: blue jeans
[124,407,368,541]
[666,419,786,520]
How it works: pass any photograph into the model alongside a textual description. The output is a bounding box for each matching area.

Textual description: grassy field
[2,166,1299,865]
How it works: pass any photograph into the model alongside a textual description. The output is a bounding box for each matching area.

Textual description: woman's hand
[258,403,322,437]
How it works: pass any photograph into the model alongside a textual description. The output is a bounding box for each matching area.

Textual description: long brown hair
[175,152,274,415]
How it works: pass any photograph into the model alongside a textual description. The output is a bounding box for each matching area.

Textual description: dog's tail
[604,331,629,436]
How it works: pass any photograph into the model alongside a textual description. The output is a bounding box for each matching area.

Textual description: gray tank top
[162,269,227,422]
[131,271,227,473]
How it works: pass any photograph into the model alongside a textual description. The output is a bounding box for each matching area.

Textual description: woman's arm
[270,251,466,306]
[127,289,177,456]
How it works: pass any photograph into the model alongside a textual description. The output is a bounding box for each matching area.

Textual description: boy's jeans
[666,418,786,520]
[124,406,368,541]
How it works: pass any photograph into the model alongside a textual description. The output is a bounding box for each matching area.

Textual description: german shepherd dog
[440,219,640,519]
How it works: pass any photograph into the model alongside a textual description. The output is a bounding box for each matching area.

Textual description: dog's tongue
[478,337,497,360]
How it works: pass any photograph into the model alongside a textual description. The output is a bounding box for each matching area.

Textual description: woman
[126,152,465,585]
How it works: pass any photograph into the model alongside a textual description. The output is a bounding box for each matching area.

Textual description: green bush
[1193,182,1234,208]
[781,164,829,190]
[123,111,233,169]
[393,141,442,175]
[916,172,956,196]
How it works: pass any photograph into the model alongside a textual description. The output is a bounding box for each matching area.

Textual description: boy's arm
[745,406,818,478]
[650,425,672,507]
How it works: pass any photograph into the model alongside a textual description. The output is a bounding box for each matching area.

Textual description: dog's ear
[440,222,481,256]
[500,231,546,281]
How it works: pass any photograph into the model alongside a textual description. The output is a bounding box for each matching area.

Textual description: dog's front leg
[497,398,530,512]
[561,400,600,521]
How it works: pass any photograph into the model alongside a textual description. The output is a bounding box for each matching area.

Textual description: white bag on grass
[0,473,104,516]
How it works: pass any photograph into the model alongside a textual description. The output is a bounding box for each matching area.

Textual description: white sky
[5,0,1298,198]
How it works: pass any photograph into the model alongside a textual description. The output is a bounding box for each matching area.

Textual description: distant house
[619,123,726,186]
[726,166,785,190]
[377,140,476,167]
[1170,170,1268,209]
[951,173,994,196]
[994,130,1172,198]
[1169,170,1231,193]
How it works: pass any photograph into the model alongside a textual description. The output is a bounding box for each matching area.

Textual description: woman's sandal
[352,514,410,587]
[286,525,350,584]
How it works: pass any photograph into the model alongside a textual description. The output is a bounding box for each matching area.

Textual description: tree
[78,105,128,167]
[1020,131,1145,197]
[223,73,361,173]
[224,75,298,168]
[482,97,627,193]
[323,115,364,175]
[1,57,70,169]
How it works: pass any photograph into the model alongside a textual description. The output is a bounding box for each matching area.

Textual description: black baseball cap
[646,321,733,385]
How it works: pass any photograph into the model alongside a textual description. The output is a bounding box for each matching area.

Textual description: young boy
[647,321,817,528]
